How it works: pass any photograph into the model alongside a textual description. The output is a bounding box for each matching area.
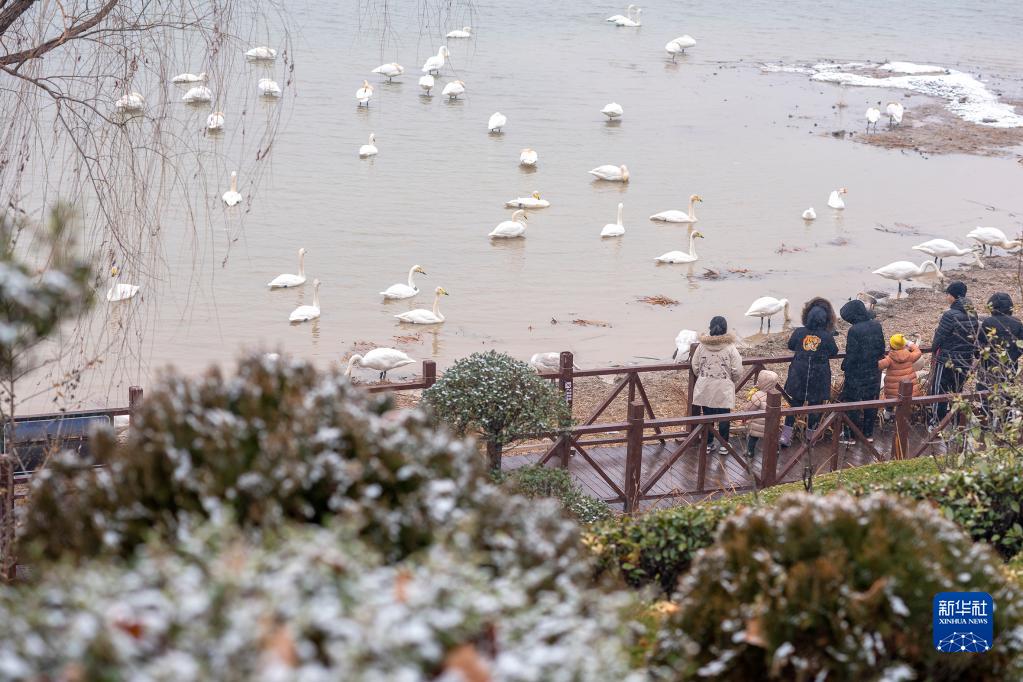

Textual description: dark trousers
[842,380,880,438]
[746,435,760,458]
[784,398,822,431]
[932,361,967,422]
[692,405,729,443]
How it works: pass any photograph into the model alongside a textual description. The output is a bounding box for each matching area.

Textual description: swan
[519,148,538,166]
[222,171,242,206]
[655,231,703,264]
[359,133,378,157]
[345,348,416,380]
[489,209,528,238]
[172,72,207,83]
[419,74,435,95]
[865,106,881,133]
[912,239,981,269]
[802,207,817,221]
[672,329,699,360]
[245,46,277,61]
[505,192,550,209]
[745,297,790,332]
[665,35,696,61]
[601,102,623,119]
[372,63,404,82]
[115,92,145,112]
[589,164,629,182]
[288,279,321,323]
[356,80,373,106]
[968,226,1021,255]
[606,5,635,22]
[616,7,642,26]
[395,287,448,324]
[267,248,307,289]
[488,112,507,133]
[872,260,942,294]
[886,101,904,127]
[827,188,847,209]
[182,86,212,103]
[421,45,450,74]
[600,203,625,238]
[650,194,702,223]
[442,80,465,99]
[380,265,426,300]
[447,26,472,38]
[206,111,225,131]
[529,353,563,372]
[258,78,281,98]
[106,266,139,302]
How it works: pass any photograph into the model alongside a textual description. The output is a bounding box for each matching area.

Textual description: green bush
[502,466,612,524]
[649,493,1023,681]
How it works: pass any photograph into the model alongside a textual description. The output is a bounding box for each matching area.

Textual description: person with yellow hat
[878,333,923,398]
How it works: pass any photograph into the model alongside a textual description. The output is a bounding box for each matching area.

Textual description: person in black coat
[978,292,1023,394]
[839,299,886,442]
[781,304,839,446]
[930,281,980,422]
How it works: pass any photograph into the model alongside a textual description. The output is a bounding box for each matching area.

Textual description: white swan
[505,192,550,209]
[245,46,277,61]
[419,74,435,95]
[288,279,321,323]
[865,106,881,133]
[886,101,904,127]
[529,353,563,372]
[447,26,472,38]
[589,164,629,182]
[258,78,281,98]
[182,86,212,104]
[372,62,404,81]
[912,239,981,269]
[380,265,426,300]
[802,207,817,221]
[489,209,528,239]
[606,5,635,22]
[222,171,242,206]
[442,80,465,99]
[421,45,450,74]
[345,348,416,380]
[488,112,507,133]
[872,260,942,294]
[519,148,538,166]
[601,102,623,119]
[745,297,790,332]
[206,111,225,131]
[665,35,696,61]
[968,226,1021,255]
[395,287,448,324]
[672,329,699,360]
[267,248,307,289]
[616,7,642,26]
[106,266,139,302]
[600,203,625,238]
[828,188,847,209]
[655,231,703,264]
[650,194,702,223]
[172,72,207,83]
[356,80,373,106]
[115,92,145,112]
[359,133,378,157]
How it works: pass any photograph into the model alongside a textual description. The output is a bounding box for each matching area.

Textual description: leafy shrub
[423,351,571,471]
[502,465,612,524]
[650,493,1023,681]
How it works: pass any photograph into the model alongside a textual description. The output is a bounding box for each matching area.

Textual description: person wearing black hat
[838,299,886,443]
[690,316,743,454]
[978,293,1023,415]
[780,303,839,446]
[930,280,980,422]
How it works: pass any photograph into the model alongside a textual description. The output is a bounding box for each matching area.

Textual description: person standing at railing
[930,281,980,424]
[780,303,839,447]
[690,316,743,455]
[838,299,886,444]
[878,334,923,399]
[977,292,1023,421]
[746,370,780,458]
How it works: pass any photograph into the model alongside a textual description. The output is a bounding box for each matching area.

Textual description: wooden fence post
[624,401,645,513]
[685,342,699,418]
[558,352,575,468]
[760,389,781,486]
[892,379,914,460]
[128,386,143,427]
[422,360,437,388]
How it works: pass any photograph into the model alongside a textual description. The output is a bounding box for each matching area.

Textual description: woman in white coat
[689,316,743,454]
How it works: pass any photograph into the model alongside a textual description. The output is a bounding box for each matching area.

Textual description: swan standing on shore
[589,164,629,182]
[912,239,981,269]
[650,194,702,223]
[968,227,1021,255]
[886,101,904,127]
[346,349,416,380]
[872,260,942,294]
[665,35,696,61]
[828,188,847,209]
[606,5,635,22]
[268,248,307,288]
[359,133,378,157]
[222,171,242,206]
[442,80,465,99]
[655,231,703,264]
[396,287,448,324]
[600,203,625,238]
[372,63,404,82]
[616,7,642,26]
[172,72,207,83]
[489,209,528,238]
[206,111,225,131]
[488,112,507,133]
[745,297,790,332]
[673,329,699,360]
[601,102,623,120]
[422,46,450,74]
[380,265,427,300]
[419,74,435,95]
[447,26,472,38]
[106,266,139,302]
[802,207,817,221]
[519,148,538,166]
[356,80,374,106]
[505,192,549,209]
[258,78,281,97]
[245,46,277,61]
[865,106,881,133]
[289,279,321,322]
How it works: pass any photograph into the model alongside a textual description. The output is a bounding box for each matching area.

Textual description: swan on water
[886,101,904,127]
[395,287,448,324]
[115,93,145,112]
[745,297,790,332]
[872,260,942,294]
[222,171,242,206]
[106,266,139,302]
[246,46,277,61]
[519,148,538,166]
[489,209,528,238]
[912,239,981,269]
[346,348,416,380]
[289,279,321,323]
[422,45,450,74]
[828,187,847,209]
[182,86,212,103]
[802,207,817,221]
[206,111,225,131]
[589,164,629,182]
[601,102,623,119]
[865,106,881,133]
[372,63,404,82]
[380,265,427,300]
[600,203,625,238]
[505,192,549,209]
[447,26,472,38]
[616,7,642,26]
[359,133,378,157]
[267,248,307,289]
[650,194,702,223]
[665,35,696,61]
[606,5,635,22]
[356,80,374,106]
[488,112,507,133]
[968,226,1021,255]
[172,72,207,83]
[419,74,435,95]
[672,329,699,360]
[258,78,281,97]
[655,231,703,264]
[442,80,465,99]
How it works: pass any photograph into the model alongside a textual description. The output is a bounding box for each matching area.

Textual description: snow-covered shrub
[649,493,1023,680]
[501,465,612,524]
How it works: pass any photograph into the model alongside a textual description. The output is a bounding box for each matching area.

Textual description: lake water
[37,0,1023,408]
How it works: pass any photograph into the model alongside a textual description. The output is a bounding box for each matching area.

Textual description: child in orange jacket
[877,333,923,398]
